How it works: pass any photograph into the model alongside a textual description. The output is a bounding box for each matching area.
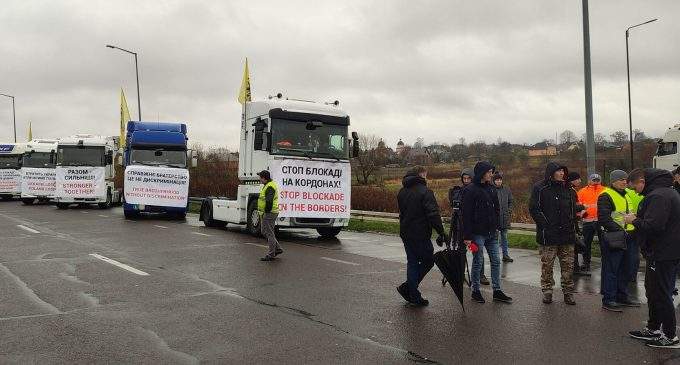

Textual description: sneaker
[629,328,663,341]
[564,293,576,305]
[502,255,514,263]
[646,335,680,349]
[493,290,513,303]
[602,301,623,312]
[397,283,410,303]
[275,248,283,256]
[618,299,641,307]
[471,291,485,303]
[409,298,429,307]
[480,274,490,286]
[260,256,276,262]
[542,292,553,304]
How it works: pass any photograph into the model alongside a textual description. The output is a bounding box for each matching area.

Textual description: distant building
[396,139,405,155]
[528,145,557,157]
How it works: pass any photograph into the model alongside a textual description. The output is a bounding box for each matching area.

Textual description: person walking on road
[568,172,587,274]
[529,162,578,305]
[597,170,642,312]
[576,174,605,274]
[462,161,513,304]
[626,168,680,348]
[493,172,514,263]
[257,170,283,261]
[397,166,448,307]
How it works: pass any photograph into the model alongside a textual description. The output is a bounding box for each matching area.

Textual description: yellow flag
[120,89,131,149]
[237,58,252,104]
[27,122,32,141]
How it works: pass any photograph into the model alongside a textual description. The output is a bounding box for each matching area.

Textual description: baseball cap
[257,170,271,180]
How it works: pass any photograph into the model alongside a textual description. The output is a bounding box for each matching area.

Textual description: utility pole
[106,44,142,121]
[582,0,595,176]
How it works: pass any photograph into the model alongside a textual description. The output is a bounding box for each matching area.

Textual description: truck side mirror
[117,154,123,166]
[253,118,269,151]
[50,151,56,164]
[191,150,198,168]
[351,132,360,158]
[105,151,114,165]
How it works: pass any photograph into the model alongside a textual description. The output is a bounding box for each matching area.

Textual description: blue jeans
[600,234,633,303]
[403,241,434,301]
[471,234,501,292]
[498,229,509,257]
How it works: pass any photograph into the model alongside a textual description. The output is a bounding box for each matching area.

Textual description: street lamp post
[0,93,16,142]
[626,18,658,170]
[106,44,142,121]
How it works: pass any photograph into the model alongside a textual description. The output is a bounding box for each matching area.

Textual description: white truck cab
[653,124,680,171]
[21,139,59,205]
[0,143,26,200]
[200,95,359,238]
[54,134,122,209]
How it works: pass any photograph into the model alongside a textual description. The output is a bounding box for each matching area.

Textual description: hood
[642,168,674,195]
[544,162,568,182]
[402,172,426,188]
[461,168,473,184]
[473,161,494,184]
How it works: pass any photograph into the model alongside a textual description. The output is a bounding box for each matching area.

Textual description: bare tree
[610,130,628,147]
[559,130,576,145]
[633,129,648,142]
[352,134,382,185]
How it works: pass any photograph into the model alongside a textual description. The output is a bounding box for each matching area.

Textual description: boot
[564,293,576,305]
[542,292,553,304]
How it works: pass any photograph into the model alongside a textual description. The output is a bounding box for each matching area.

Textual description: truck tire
[246,199,262,237]
[202,202,225,228]
[98,191,112,209]
[174,211,187,221]
[317,227,342,238]
[56,202,69,210]
[124,209,139,219]
[0,195,12,201]
[22,198,35,205]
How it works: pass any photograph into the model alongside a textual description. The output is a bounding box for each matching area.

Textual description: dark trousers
[402,241,434,301]
[600,235,634,304]
[646,259,680,338]
[578,222,602,267]
[627,239,640,282]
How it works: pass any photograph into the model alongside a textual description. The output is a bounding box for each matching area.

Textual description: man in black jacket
[529,162,577,305]
[673,167,680,195]
[397,166,447,307]
[462,161,513,304]
[626,168,680,348]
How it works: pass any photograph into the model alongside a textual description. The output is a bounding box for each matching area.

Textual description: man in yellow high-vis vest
[597,170,641,312]
[257,170,282,261]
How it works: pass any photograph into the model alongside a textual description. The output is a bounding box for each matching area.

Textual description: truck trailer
[200,95,358,238]
[21,139,59,205]
[0,143,25,200]
[653,123,680,171]
[122,121,194,219]
[54,134,122,209]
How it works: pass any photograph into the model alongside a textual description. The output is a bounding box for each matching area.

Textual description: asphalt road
[0,200,678,364]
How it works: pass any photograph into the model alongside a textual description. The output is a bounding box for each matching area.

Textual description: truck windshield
[23,152,55,168]
[130,148,187,168]
[270,118,349,160]
[0,155,21,169]
[656,142,678,156]
[57,146,105,166]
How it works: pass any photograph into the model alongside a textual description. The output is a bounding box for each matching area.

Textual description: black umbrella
[434,241,468,312]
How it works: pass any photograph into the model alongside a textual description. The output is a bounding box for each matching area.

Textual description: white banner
[21,168,56,197]
[124,165,189,208]
[0,169,21,194]
[271,159,351,219]
[55,167,106,199]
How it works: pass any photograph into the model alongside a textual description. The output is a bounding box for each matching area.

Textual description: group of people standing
[397,162,680,348]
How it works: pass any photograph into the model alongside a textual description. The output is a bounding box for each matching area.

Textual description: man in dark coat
[529,162,577,305]
[626,169,680,348]
[462,161,513,304]
[397,166,447,307]
[493,172,514,262]
[673,167,680,195]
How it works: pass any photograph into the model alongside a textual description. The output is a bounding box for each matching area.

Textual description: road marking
[242,242,268,249]
[98,214,108,218]
[17,225,40,234]
[81,211,89,214]
[321,257,360,266]
[154,225,168,229]
[89,254,149,276]
[191,232,211,237]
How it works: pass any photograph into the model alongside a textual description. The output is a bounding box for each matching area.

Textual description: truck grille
[293,218,332,225]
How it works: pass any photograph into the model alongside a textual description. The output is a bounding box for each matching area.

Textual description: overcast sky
[1,1,678,150]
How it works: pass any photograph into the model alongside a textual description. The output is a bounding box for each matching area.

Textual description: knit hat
[493,172,503,181]
[257,170,271,180]
[610,170,628,182]
[589,173,601,182]
[567,171,581,182]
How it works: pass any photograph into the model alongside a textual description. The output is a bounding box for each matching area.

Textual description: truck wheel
[246,200,262,237]
[98,191,112,209]
[202,203,225,228]
[56,203,69,210]
[0,195,12,201]
[124,209,139,219]
[174,211,187,221]
[22,198,35,205]
[317,227,342,238]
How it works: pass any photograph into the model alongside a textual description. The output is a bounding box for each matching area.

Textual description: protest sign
[124,165,189,208]
[0,169,21,193]
[21,168,56,197]
[55,167,106,198]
